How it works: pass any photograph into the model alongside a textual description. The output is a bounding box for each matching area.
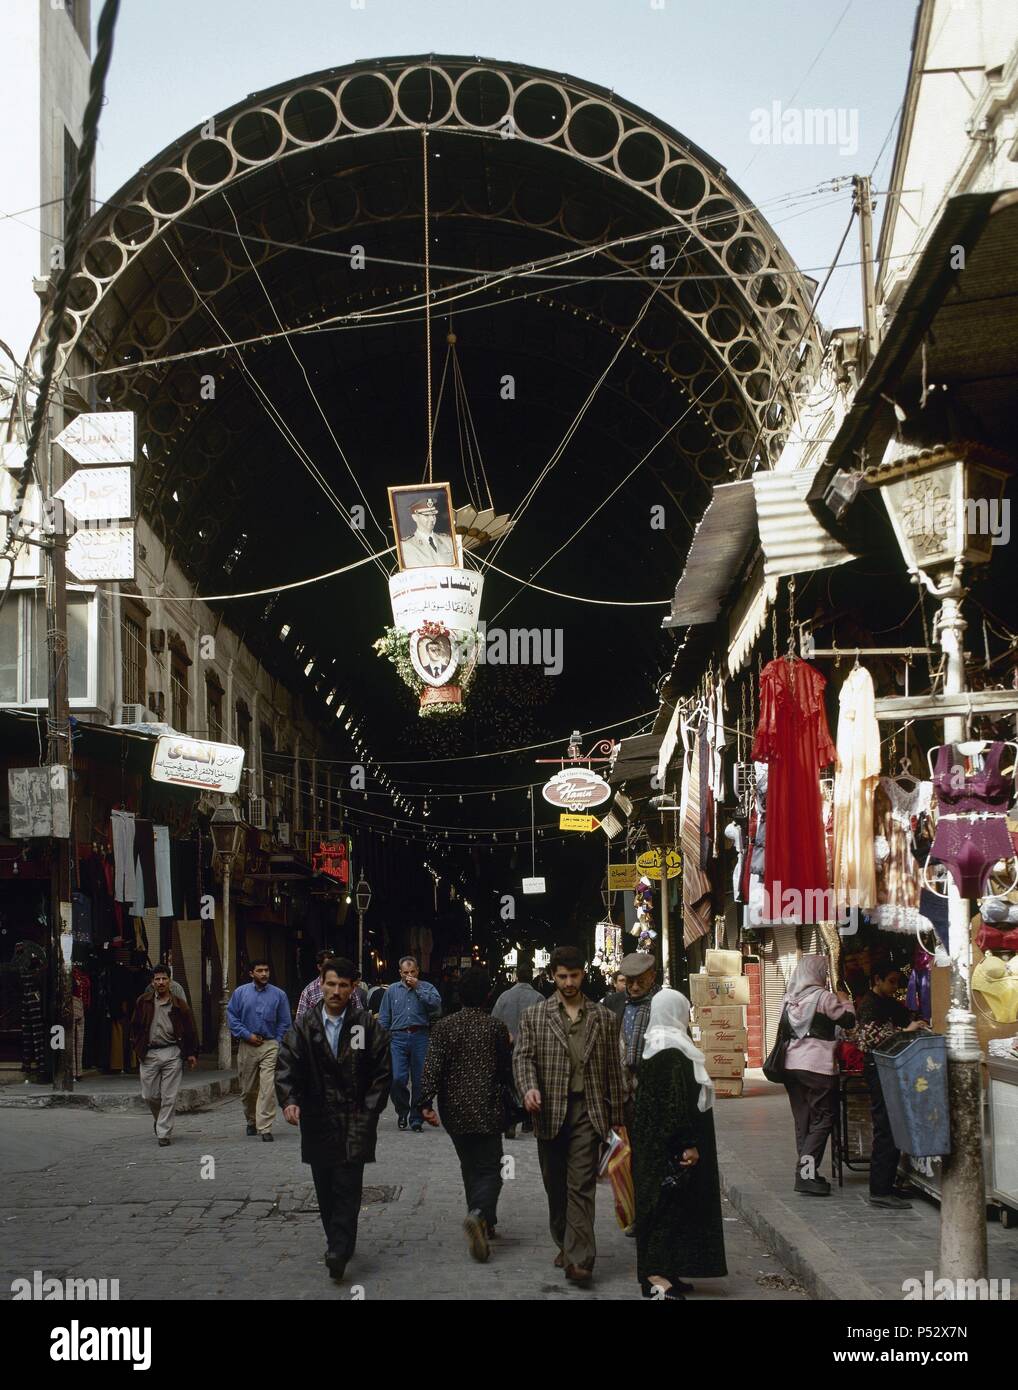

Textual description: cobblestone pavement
[0,1099,807,1302]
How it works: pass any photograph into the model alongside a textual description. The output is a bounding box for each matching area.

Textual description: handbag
[762,1004,792,1083]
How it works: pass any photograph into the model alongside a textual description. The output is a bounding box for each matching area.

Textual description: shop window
[169,638,191,733]
[121,602,147,707]
[206,674,224,741]
[0,586,95,707]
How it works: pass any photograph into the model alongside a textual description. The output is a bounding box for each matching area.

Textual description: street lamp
[211,803,245,1072]
[354,877,372,977]
[871,437,1008,1285]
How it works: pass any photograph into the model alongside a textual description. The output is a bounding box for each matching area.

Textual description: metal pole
[934,563,988,1282]
[853,174,879,371]
[47,488,73,1093]
[217,858,232,1071]
[658,821,672,987]
[357,908,364,978]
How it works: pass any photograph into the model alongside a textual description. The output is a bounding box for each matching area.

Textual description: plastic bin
[873,1032,952,1158]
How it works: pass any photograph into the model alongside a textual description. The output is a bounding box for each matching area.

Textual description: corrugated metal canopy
[609,732,662,787]
[661,481,756,629]
[752,465,853,578]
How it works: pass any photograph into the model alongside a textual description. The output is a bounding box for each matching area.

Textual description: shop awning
[662,481,757,629]
[752,466,853,578]
[807,188,1018,543]
[609,733,662,789]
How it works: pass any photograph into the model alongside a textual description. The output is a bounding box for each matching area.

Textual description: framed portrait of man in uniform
[388,483,458,570]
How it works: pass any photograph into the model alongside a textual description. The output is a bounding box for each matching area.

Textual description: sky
[92,0,921,329]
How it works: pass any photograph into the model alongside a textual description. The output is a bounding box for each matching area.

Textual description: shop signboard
[607,863,640,891]
[522,876,546,894]
[54,411,135,465]
[150,735,245,794]
[559,812,599,831]
[541,767,611,810]
[66,524,135,581]
[54,466,133,523]
[312,836,351,885]
[636,847,681,880]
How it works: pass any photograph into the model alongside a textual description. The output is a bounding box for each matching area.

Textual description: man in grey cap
[617,952,661,1085]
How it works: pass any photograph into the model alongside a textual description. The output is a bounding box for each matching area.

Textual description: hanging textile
[832,666,881,911]
[751,658,836,919]
[681,723,712,947]
[873,777,933,933]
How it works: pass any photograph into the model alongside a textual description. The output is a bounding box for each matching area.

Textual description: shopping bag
[606,1126,635,1230]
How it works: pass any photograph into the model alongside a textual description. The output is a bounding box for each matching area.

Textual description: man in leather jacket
[276,957,392,1282]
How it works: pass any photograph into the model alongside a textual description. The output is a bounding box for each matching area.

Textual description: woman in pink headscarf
[779,955,855,1197]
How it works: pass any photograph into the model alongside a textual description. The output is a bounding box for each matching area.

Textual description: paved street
[0,1098,807,1302]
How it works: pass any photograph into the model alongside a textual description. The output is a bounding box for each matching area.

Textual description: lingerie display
[681,719,713,946]
[832,666,881,910]
[928,742,1016,900]
[751,657,836,919]
[873,777,933,934]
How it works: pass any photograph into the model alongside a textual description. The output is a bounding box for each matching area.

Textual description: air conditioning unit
[120,703,148,725]
[247,797,268,830]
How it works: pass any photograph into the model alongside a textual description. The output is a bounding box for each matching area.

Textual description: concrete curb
[716,1140,882,1302]
[0,1076,239,1113]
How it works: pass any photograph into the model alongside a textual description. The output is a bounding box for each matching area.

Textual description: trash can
[873,1032,951,1157]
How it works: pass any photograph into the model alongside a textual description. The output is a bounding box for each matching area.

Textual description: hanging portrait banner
[389,567,483,633]
[410,629,460,687]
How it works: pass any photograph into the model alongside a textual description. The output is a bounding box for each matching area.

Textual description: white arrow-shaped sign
[54,411,135,465]
[66,525,136,582]
[54,466,132,522]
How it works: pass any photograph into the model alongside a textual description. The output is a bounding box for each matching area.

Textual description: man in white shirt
[400,498,456,568]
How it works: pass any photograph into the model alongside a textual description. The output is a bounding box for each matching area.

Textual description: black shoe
[157,1137,171,1147]
[246,1123,257,1136]
[397,1116,409,1131]
[464,1210,490,1263]
[261,1133,274,1142]
[869,1192,912,1210]
[794,1176,831,1197]
[409,1123,423,1133]
[325,1250,346,1280]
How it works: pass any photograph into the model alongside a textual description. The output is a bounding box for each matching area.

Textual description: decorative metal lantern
[874,440,1009,572]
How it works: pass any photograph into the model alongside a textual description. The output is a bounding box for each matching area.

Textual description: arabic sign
[150,735,245,794]
[560,813,599,832]
[389,566,483,634]
[54,466,132,522]
[636,848,681,880]
[7,765,70,839]
[522,877,546,894]
[54,411,135,465]
[66,524,135,581]
[312,836,350,885]
[542,767,612,810]
[607,863,640,891]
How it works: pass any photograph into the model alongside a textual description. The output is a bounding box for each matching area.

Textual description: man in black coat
[276,957,392,1281]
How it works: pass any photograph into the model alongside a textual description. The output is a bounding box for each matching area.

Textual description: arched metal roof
[50,54,823,761]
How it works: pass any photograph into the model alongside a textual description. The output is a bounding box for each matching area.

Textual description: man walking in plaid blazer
[513,944,625,1286]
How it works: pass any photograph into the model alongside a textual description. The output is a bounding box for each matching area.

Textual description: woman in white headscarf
[631,989,727,1300]
[779,955,856,1197]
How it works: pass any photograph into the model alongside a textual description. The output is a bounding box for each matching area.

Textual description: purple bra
[930,742,1015,899]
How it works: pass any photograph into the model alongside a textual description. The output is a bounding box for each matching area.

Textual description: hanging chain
[787,574,797,655]
[422,127,434,484]
[740,678,748,760]
[771,584,780,661]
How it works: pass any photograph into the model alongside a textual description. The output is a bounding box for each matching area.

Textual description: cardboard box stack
[691,949,748,1097]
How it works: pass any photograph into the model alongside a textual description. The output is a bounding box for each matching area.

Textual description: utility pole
[853,174,879,373]
[923,562,988,1282]
[45,480,74,1094]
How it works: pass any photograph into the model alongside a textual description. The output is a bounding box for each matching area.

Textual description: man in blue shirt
[378,955,441,1132]
[227,959,292,1140]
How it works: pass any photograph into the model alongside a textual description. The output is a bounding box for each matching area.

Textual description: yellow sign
[560,813,599,832]
[636,848,681,880]
[607,863,640,891]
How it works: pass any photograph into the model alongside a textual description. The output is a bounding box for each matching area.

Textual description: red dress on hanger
[751,657,836,916]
